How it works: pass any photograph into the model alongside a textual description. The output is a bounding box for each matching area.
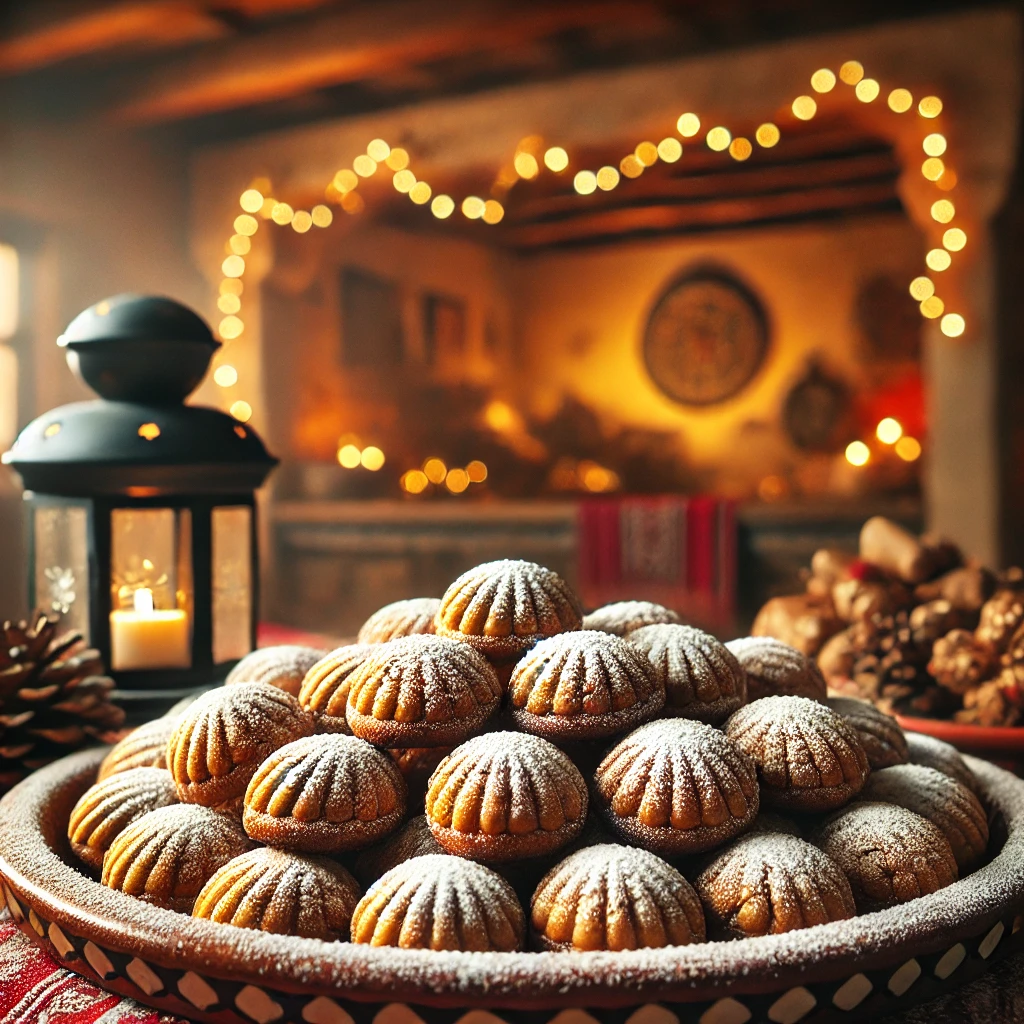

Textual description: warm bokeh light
[941,313,966,337]
[337,444,361,469]
[291,211,312,233]
[729,138,752,161]
[920,295,944,319]
[926,248,952,272]
[311,205,333,228]
[341,191,364,214]
[706,126,731,151]
[931,199,955,223]
[581,462,620,493]
[792,96,817,120]
[259,197,276,219]
[219,316,244,340]
[462,196,485,219]
[482,199,504,224]
[888,88,913,112]
[839,60,864,85]
[896,436,922,461]
[943,227,967,252]
[923,133,947,157]
[409,182,432,204]
[855,78,880,102]
[367,139,390,161]
[229,234,250,255]
[755,123,780,147]
[393,169,416,192]
[635,142,659,167]
[431,195,455,219]
[230,401,252,423]
[845,440,870,467]
[620,154,644,178]
[657,137,682,162]
[677,113,701,137]
[466,460,488,483]
[909,276,934,301]
[401,470,428,495]
[514,152,539,179]
[271,202,294,225]
[445,468,470,494]
[484,400,517,432]
[922,158,945,181]
[811,68,836,92]
[919,96,943,118]
[333,169,358,192]
[423,458,447,484]
[239,189,263,213]
[353,155,377,178]
[361,446,385,471]
[234,214,258,236]
[876,417,903,444]
[385,148,409,171]
[220,278,243,296]
[217,293,241,314]
[544,147,569,172]
[213,365,238,387]
[137,423,160,441]
[574,170,598,195]
[596,166,620,190]
[937,168,958,191]
[222,255,245,278]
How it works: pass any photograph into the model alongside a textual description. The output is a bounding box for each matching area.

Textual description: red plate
[897,714,1024,769]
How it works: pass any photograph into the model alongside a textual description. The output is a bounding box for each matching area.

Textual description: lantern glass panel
[34,503,89,638]
[212,505,252,664]
[109,507,192,671]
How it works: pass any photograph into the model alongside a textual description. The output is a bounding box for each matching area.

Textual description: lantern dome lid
[59,294,217,350]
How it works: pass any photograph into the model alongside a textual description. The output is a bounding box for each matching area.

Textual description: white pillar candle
[110,587,191,671]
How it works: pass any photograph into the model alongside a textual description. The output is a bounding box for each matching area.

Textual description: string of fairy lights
[212,58,965,486]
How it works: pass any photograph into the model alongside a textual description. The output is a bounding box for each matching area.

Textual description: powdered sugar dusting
[299,643,379,734]
[905,731,980,794]
[582,601,681,637]
[225,646,326,697]
[826,697,908,770]
[725,636,827,702]
[359,598,441,644]
[97,718,176,780]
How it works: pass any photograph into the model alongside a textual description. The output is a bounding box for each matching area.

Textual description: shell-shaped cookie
[351,854,525,951]
[531,844,705,951]
[629,624,747,725]
[905,731,981,795]
[434,559,583,661]
[725,696,870,812]
[243,734,406,853]
[346,634,502,747]
[695,832,856,939]
[862,763,989,872]
[353,814,445,887]
[814,801,958,912]
[68,767,179,870]
[298,644,377,734]
[101,803,252,913]
[358,598,440,644]
[426,732,588,861]
[725,636,827,702]
[508,631,663,740]
[581,601,681,637]
[594,719,759,855]
[827,696,908,770]
[97,717,176,781]
[225,645,326,697]
[168,682,314,807]
[193,847,360,940]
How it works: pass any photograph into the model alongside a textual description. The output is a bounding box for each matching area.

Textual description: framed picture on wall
[422,293,466,367]
[339,267,403,367]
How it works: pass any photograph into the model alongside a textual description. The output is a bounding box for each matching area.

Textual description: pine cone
[976,590,1024,652]
[928,628,998,695]
[0,611,124,792]
[956,675,1023,727]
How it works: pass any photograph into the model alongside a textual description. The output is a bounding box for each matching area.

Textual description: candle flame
[133,588,155,615]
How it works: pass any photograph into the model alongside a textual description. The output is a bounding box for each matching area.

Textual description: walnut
[976,590,1024,652]
[956,675,1022,727]
[908,600,968,646]
[928,629,997,695]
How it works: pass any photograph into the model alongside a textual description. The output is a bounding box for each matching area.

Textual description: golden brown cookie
[594,719,759,855]
[531,844,705,951]
[814,801,958,912]
[225,645,326,698]
[101,803,252,913]
[68,767,179,870]
[97,717,176,781]
[167,682,313,807]
[508,630,663,740]
[862,763,989,872]
[298,643,378,734]
[827,696,908,770]
[724,696,870,812]
[243,733,406,853]
[905,731,981,795]
[695,832,855,939]
[581,601,681,637]
[434,559,583,664]
[345,634,502,747]
[426,732,588,861]
[725,636,827,702]
[629,624,747,725]
[358,598,440,644]
[351,854,525,951]
[193,847,360,940]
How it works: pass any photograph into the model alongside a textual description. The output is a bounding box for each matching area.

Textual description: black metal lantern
[2,294,277,719]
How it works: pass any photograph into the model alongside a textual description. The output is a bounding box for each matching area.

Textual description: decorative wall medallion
[643,270,768,406]
[782,359,852,452]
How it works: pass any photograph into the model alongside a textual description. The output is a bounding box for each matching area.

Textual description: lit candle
[110,587,190,671]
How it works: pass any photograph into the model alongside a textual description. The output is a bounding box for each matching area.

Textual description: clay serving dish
[2,748,1024,1024]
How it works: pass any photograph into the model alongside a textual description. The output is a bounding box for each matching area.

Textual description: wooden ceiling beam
[105,0,667,124]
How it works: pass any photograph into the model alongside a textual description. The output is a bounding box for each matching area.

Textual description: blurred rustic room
[0,0,1021,639]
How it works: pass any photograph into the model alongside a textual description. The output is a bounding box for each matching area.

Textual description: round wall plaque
[643,269,768,406]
